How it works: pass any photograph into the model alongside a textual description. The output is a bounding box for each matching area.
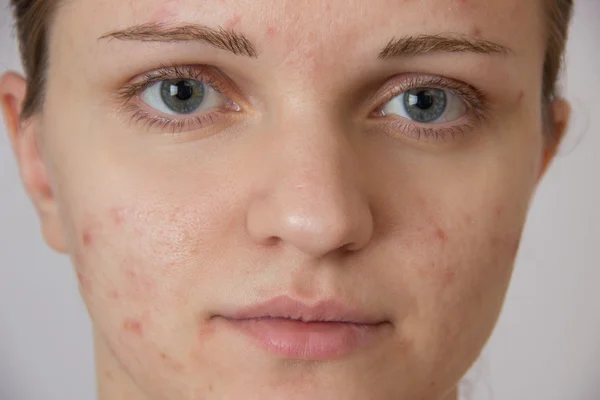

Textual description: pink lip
[218,296,391,360]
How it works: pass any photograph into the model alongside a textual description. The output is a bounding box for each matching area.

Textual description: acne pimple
[123,318,144,336]
[266,26,278,38]
[82,230,93,247]
[435,227,449,242]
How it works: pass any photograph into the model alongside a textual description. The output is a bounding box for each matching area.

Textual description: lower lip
[221,317,389,360]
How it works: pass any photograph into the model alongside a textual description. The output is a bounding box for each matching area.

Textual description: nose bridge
[245,109,374,257]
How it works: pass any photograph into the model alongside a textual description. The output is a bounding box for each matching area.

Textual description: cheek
[70,200,225,368]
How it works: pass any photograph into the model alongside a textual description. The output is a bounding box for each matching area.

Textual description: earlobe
[538,98,571,181]
[0,71,68,253]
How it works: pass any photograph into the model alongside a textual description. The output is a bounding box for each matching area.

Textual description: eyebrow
[378,34,511,59]
[98,23,509,60]
[98,22,258,58]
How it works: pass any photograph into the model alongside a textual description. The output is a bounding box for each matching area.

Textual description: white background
[1,1,598,399]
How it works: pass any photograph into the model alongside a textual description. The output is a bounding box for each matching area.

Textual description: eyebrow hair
[98,22,258,58]
[378,34,511,59]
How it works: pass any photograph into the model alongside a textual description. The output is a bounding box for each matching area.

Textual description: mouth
[217,295,391,360]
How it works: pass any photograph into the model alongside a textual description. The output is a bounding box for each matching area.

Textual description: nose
[245,115,374,258]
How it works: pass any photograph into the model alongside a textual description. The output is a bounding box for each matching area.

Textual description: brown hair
[10,0,574,129]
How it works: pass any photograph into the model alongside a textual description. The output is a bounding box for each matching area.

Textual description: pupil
[416,91,434,109]
[174,81,194,101]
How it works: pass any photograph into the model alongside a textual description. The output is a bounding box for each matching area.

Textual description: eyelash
[117,66,489,142]
[116,64,239,134]
[372,75,490,143]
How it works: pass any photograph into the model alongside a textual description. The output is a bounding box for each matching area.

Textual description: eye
[140,78,228,115]
[380,88,467,124]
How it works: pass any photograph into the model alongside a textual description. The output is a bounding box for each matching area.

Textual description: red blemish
[472,27,481,36]
[82,230,93,247]
[198,323,216,339]
[266,26,278,38]
[110,207,126,226]
[224,14,242,30]
[125,269,137,280]
[463,214,475,225]
[436,227,449,242]
[150,4,176,23]
[109,290,120,300]
[123,318,144,336]
[458,0,469,4]
[517,90,525,103]
[495,205,504,218]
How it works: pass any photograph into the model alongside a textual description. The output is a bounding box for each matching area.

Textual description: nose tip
[245,137,375,257]
[246,188,373,256]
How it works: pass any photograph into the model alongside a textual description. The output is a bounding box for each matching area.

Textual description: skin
[0,0,571,399]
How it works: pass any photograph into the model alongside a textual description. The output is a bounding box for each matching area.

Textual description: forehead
[55,0,544,54]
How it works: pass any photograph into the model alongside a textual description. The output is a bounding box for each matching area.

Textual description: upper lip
[222,295,387,325]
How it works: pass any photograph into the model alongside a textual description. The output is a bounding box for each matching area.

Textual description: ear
[538,98,571,181]
[0,71,68,253]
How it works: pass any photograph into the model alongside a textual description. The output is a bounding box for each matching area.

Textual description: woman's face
[3,0,563,399]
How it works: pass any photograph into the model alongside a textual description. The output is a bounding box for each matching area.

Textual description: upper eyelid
[369,74,490,122]
[115,65,229,107]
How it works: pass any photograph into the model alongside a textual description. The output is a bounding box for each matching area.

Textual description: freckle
[104,371,113,381]
[436,227,448,242]
[82,230,93,247]
[209,384,213,392]
[123,318,144,336]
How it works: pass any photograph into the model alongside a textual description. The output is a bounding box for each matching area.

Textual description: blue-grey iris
[160,79,205,114]
[403,88,447,123]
